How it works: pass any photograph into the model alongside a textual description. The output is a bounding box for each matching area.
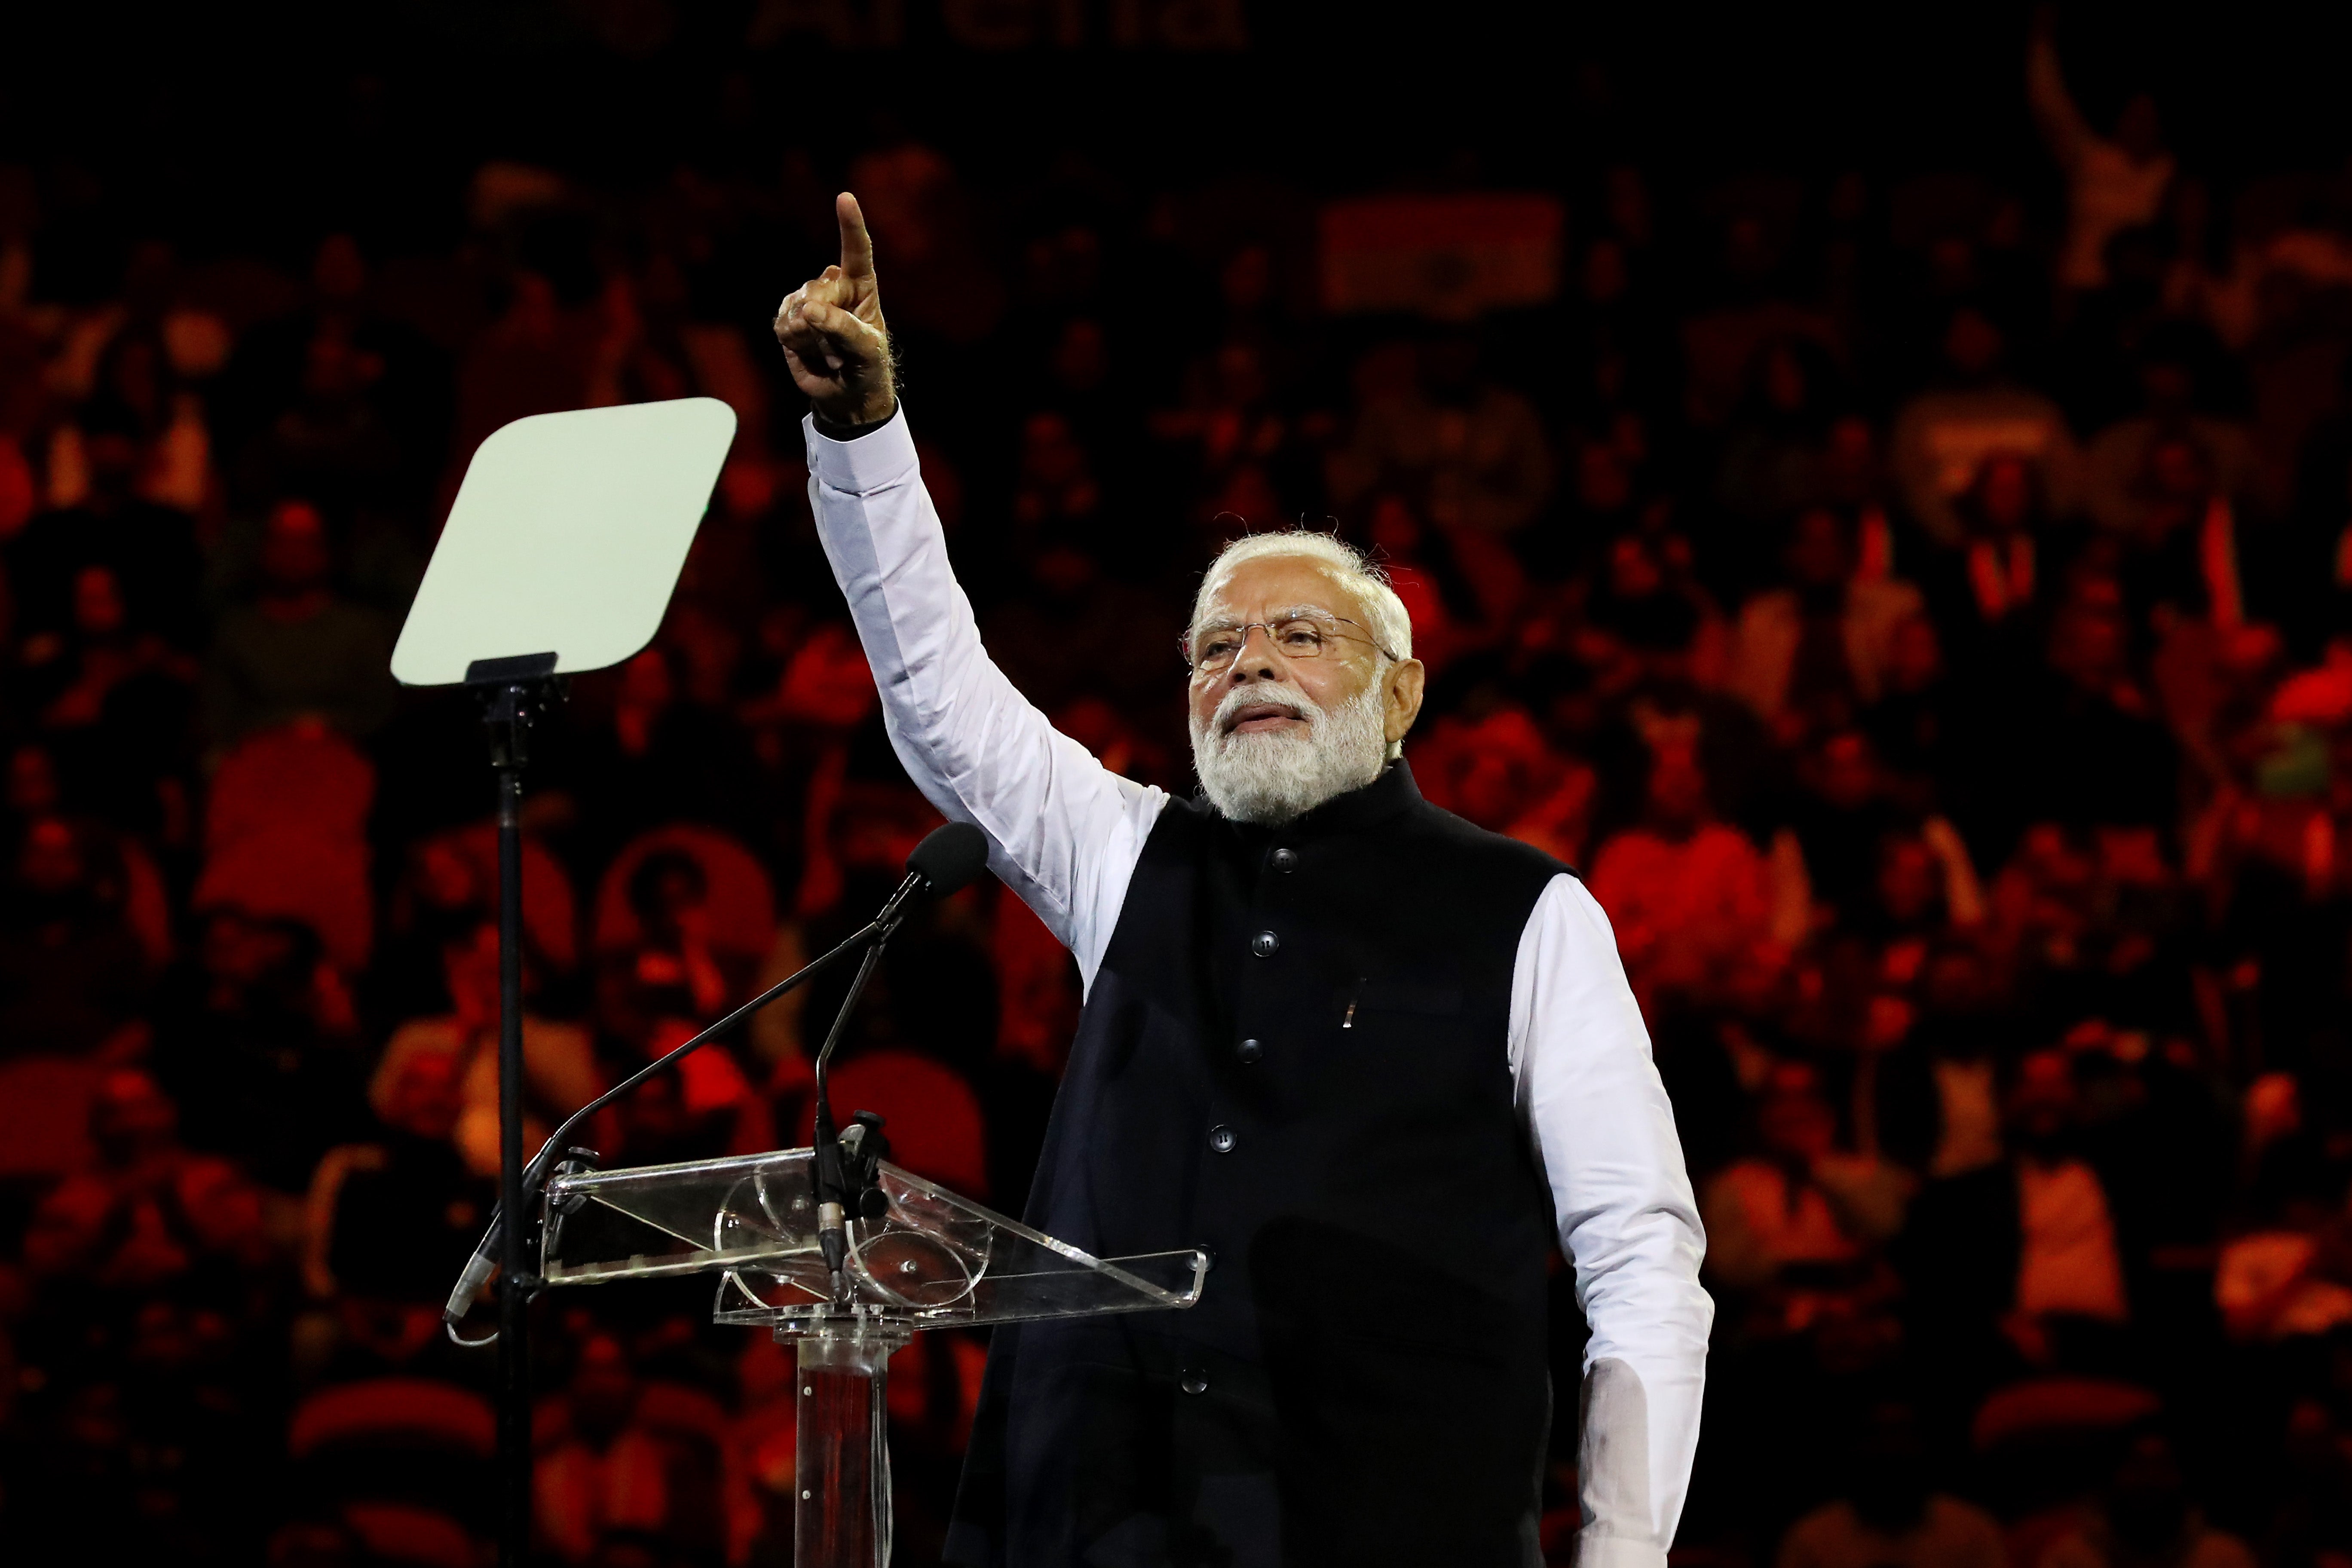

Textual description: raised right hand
[774,191,896,428]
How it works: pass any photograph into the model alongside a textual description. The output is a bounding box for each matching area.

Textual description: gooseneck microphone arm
[802,820,987,1298]
[442,820,992,1341]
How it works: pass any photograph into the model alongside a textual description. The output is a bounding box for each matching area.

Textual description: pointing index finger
[836,191,876,282]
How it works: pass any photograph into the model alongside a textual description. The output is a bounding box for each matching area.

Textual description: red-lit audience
[3,93,2352,1568]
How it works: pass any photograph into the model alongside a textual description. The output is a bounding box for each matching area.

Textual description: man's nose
[1225,625,1283,684]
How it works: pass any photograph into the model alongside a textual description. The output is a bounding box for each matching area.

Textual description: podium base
[794,1315,911,1567]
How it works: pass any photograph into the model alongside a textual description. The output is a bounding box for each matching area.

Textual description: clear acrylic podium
[539,1148,1206,1567]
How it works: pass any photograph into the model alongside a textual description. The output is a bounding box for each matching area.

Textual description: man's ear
[1382,658,1426,747]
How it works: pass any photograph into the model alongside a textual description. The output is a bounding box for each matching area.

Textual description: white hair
[1190,530,1413,663]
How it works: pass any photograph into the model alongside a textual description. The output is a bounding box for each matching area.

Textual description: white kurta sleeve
[1510,873,1712,1568]
[804,408,1166,987]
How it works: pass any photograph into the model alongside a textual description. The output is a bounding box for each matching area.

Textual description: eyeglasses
[1181,611,1399,674]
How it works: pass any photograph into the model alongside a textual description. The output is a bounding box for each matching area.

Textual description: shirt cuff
[1575,1530,1668,1568]
[803,405,918,495]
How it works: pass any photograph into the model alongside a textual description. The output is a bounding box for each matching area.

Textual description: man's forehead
[1197,554,1361,622]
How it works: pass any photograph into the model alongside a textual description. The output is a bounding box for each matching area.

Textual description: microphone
[906,820,989,897]
[872,819,989,925]
[444,819,995,1334]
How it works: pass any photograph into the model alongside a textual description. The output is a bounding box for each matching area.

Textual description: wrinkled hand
[774,192,895,428]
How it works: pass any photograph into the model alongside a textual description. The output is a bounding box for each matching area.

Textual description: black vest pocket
[1334,978,1464,1023]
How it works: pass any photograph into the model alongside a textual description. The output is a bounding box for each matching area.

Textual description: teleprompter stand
[393,398,740,1566]
[536,1148,1207,1567]
[470,653,562,1563]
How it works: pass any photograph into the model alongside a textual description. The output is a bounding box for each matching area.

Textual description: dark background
[3,2,2352,1565]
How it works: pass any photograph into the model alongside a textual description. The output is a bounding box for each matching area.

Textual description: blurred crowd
[3,25,2352,1568]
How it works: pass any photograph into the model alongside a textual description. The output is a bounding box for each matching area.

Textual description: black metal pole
[494,754,530,1567]
[466,654,559,1568]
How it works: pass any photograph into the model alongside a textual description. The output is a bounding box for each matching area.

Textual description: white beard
[1190,677,1389,825]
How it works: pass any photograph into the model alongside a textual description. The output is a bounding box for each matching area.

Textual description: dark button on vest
[1235,1037,1263,1065]
[1179,1369,1210,1396]
[1250,929,1279,957]
[1207,1124,1236,1154]
[1270,846,1299,873]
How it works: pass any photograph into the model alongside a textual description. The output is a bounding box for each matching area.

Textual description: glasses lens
[1271,619,1329,657]
[1188,617,1348,671]
[1190,627,1243,671]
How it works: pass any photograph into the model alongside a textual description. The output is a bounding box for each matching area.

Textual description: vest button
[1236,1038,1264,1065]
[1270,847,1299,873]
[1180,1368,1210,1396]
[1250,930,1280,958]
[1208,1124,1237,1154]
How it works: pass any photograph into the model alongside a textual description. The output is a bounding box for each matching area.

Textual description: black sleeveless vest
[947,763,1569,1568]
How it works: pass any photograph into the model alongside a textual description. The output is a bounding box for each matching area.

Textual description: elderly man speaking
[774,195,1709,1568]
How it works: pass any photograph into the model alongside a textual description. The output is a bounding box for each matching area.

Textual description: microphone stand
[808,913,897,1301]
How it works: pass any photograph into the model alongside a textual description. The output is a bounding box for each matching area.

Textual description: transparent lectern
[538,1147,1206,1568]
